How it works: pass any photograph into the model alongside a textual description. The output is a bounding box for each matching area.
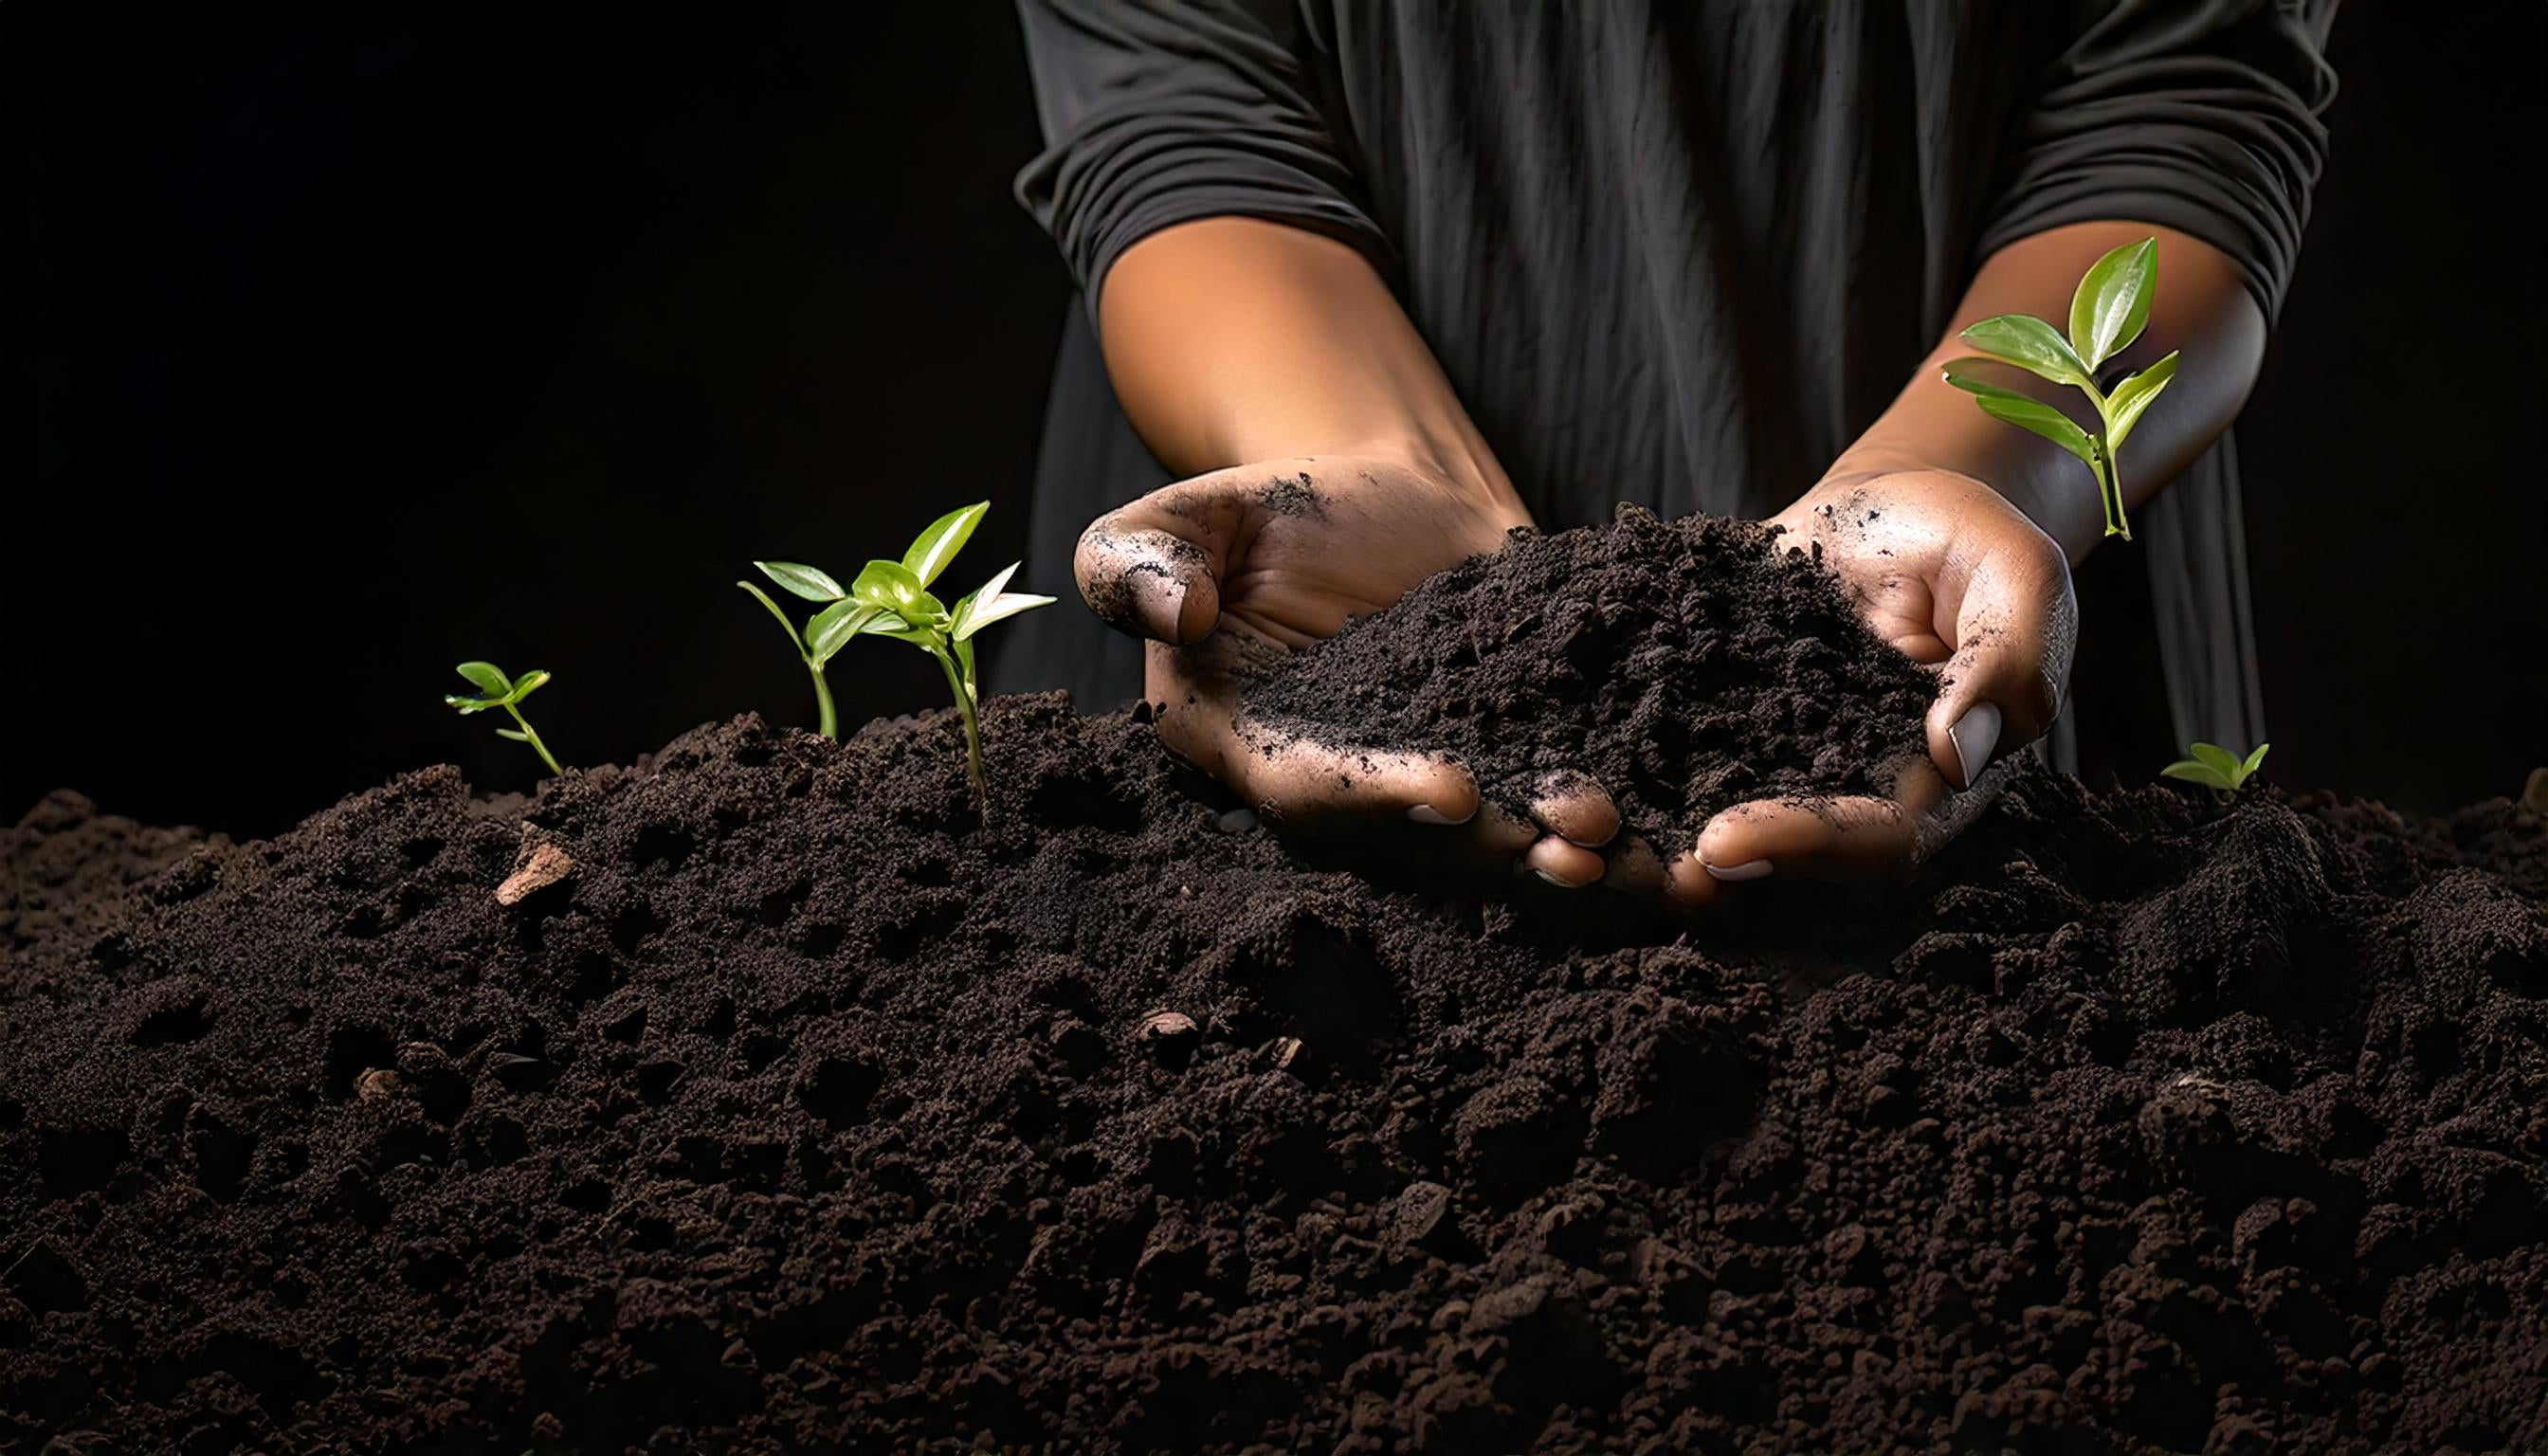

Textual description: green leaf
[2105,351,2179,450]
[2190,742,2244,781]
[1956,315,2092,390]
[2068,237,2158,370]
[865,615,939,645]
[456,661,512,696]
[901,501,987,588]
[1942,365,2099,469]
[445,694,498,715]
[971,560,1020,605]
[496,728,530,742]
[805,598,880,664]
[508,669,551,703]
[2161,760,2231,790]
[851,558,928,613]
[2240,742,2271,777]
[954,590,1057,642]
[755,560,846,603]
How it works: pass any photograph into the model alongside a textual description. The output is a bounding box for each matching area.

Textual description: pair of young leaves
[2162,740,2270,794]
[444,661,551,726]
[445,660,565,774]
[739,500,1055,674]
[1942,237,2178,540]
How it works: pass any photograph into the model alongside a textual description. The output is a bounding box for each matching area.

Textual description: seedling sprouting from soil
[737,501,1052,805]
[444,662,564,775]
[2162,740,2268,798]
[1943,237,2178,542]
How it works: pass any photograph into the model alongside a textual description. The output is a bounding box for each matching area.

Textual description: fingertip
[1074,522,1220,645]
[1696,801,1832,878]
[1248,739,1480,829]
[1528,771,1619,847]
[1524,836,1604,888]
[1664,850,1721,907]
[1602,836,1668,896]
[1940,701,2003,791]
[1402,758,1481,827]
[1169,569,1220,645]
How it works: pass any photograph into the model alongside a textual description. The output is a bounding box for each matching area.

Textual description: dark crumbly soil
[4,698,2545,1455]
[1244,507,1938,844]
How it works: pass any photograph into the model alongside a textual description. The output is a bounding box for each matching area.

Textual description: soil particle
[1242,506,1937,846]
[2,699,2543,1453]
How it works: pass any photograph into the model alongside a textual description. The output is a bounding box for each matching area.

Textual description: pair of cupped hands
[1074,453,2075,906]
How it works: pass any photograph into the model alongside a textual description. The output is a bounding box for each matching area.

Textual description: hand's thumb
[1925,619,2066,792]
[1074,498,1226,645]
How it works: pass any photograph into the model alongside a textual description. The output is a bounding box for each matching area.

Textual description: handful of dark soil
[1244,506,1936,846]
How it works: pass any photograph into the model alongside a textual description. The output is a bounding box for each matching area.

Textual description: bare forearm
[1830,222,2267,561]
[1097,217,1520,511]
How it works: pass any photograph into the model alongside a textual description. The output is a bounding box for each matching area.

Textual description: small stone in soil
[496,837,573,905]
[1137,1010,1199,1065]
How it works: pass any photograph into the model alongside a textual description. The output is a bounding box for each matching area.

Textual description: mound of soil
[4,698,2544,1454]
[1243,506,1937,845]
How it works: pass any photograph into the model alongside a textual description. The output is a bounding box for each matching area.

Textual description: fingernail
[1949,702,2004,789]
[1702,859,1773,882]
[1407,803,1469,826]
[1532,866,1586,889]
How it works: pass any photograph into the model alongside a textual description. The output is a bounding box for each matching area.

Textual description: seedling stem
[445,662,565,775]
[739,501,1051,811]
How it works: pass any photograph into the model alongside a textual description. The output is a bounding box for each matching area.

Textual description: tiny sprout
[445,662,564,775]
[1942,237,2179,542]
[2161,740,2269,797]
[737,501,1054,807]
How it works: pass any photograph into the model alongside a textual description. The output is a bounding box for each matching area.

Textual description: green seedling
[1942,236,2178,542]
[445,662,564,775]
[2162,740,2269,798]
[738,501,1053,806]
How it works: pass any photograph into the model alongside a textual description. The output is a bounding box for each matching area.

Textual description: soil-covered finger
[1223,719,1479,829]
[1525,769,1619,847]
[1075,519,1221,644]
[1695,760,1958,882]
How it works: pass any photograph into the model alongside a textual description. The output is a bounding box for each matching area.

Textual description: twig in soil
[1941,237,2179,542]
[444,662,565,774]
[737,502,1053,809]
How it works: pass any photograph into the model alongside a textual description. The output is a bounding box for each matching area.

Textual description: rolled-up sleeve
[1012,0,1391,312]
[1978,0,2338,321]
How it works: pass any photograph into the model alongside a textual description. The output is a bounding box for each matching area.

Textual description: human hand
[1677,467,2076,896]
[1075,454,1629,886]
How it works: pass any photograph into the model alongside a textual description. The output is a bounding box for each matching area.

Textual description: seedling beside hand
[1942,237,2179,542]
[738,501,1053,806]
[2162,740,2268,798]
[445,662,565,775]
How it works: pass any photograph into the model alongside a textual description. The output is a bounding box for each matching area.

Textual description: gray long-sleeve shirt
[993,0,2335,767]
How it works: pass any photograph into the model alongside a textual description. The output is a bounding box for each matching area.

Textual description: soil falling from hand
[4,701,2544,1454]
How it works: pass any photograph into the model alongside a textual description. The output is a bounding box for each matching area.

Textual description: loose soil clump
[1244,506,1938,845]
[4,698,2544,1454]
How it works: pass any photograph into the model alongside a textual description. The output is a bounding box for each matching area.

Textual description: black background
[7,4,2541,839]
